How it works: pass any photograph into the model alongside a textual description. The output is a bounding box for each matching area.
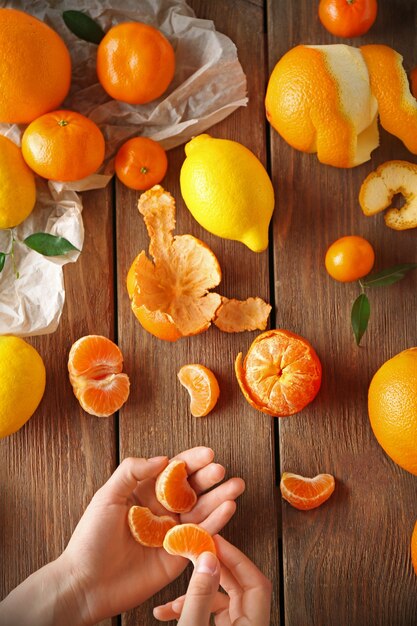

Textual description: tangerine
[163,523,216,565]
[115,137,168,191]
[0,8,71,124]
[411,519,417,577]
[325,235,375,282]
[22,110,105,182]
[155,459,197,514]
[318,0,377,38]
[178,364,220,417]
[96,22,175,104]
[280,472,335,511]
[235,329,322,417]
[68,335,130,417]
[128,505,176,547]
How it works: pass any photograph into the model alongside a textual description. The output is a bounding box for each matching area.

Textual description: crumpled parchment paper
[0,0,247,336]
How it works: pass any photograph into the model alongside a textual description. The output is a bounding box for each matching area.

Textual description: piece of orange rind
[214,296,271,333]
[359,160,417,230]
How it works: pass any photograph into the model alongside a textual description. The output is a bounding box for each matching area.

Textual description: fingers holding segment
[100,456,169,501]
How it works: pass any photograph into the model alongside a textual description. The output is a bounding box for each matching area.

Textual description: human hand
[153,534,272,625]
[59,447,245,625]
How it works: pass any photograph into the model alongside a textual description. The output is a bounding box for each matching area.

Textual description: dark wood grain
[116,1,279,624]
[267,1,417,625]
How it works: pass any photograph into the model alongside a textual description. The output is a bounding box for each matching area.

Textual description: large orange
[96,22,175,105]
[0,8,71,124]
[21,110,105,182]
[368,348,417,475]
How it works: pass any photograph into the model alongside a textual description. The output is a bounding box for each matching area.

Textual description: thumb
[178,552,220,626]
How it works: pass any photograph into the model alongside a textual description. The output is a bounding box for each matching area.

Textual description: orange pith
[361,45,417,154]
[115,137,168,191]
[68,335,130,418]
[21,110,105,182]
[280,472,335,511]
[411,520,417,577]
[155,459,197,514]
[96,22,175,105]
[0,8,71,124]
[235,329,322,417]
[163,523,216,564]
[325,235,375,282]
[128,506,176,547]
[178,364,220,417]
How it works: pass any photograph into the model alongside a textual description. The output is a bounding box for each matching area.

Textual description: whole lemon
[368,348,417,475]
[0,336,46,438]
[0,135,36,229]
[180,134,275,252]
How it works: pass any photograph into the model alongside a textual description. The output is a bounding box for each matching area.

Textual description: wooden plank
[116,0,280,623]
[267,1,417,625]
[0,186,117,626]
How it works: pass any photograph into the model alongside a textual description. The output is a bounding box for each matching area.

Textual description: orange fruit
[128,505,176,547]
[265,44,379,168]
[411,520,417,577]
[0,8,71,124]
[361,45,417,155]
[368,348,417,475]
[22,110,105,182]
[96,22,175,105]
[68,335,130,417]
[325,235,375,282]
[235,329,322,417]
[115,137,168,191]
[318,0,377,38]
[178,364,220,417]
[280,472,335,511]
[163,523,216,564]
[155,459,197,514]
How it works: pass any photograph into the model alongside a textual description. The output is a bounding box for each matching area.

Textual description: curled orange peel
[359,160,417,230]
[128,185,271,339]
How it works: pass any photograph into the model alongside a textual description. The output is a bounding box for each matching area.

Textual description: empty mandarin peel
[235,329,322,417]
[163,523,216,564]
[128,505,176,547]
[155,459,197,513]
[178,364,220,417]
[68,335,130,417]
[359,160,417,230]
[280,472,335,511]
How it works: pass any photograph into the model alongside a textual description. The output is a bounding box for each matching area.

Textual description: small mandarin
[115,137,168,191]
[325,236,375,282]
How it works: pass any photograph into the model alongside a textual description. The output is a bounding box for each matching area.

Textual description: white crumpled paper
[0,0,247,336]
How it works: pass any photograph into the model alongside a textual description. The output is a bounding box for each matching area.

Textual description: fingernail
[147,456,167,464]
[196,551,218,575]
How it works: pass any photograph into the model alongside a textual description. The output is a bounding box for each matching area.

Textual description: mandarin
[155,459,197,514]
[325,236,375,282]
[411,520,417,577]
[163,523,216,565]
[96,22,175,104]
[0,8,71,124]
[280,472,335,511]
[178,364,220,417]
[0,136,36,230]
[115,137,168,191]
[128,506,176,548]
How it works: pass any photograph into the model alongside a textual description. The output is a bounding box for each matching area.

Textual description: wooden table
[2,1,417,624]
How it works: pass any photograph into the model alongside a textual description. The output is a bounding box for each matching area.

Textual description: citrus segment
[68,335,130,417]
[265,44,378,168]
[359,160,417,230]
[235,329,322,417]
[325,236,375,282]
[213,297,272,333]
[0,135,36,229]
[368,348,417,475]
[163,523,216,564]
[115,137,168,191]
[361,45,417,154]
[0,336,46,438]
[280,472,335,510]
[0,8,71,124]
[155,459,197,513]
[412,520,417,577]
[128,506,176,547]
[178,364,220,417]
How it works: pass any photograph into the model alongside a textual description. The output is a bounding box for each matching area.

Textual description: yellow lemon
[0,336,46,438]
[0,135,36,229]
[179,134,275,252]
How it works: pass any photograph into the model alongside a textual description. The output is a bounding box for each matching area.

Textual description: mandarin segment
[155,459,197,513]
[163,523,216,564]
[280,472,335,510]
[178,364,220,417]
[128,506,176,548]
[235,329,322,417]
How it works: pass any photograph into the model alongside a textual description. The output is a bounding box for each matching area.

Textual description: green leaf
[23,233,79,257]
[361,263,417,288]
[351,293,370,346]
[63,10,105,44]
[0,252,6,273]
